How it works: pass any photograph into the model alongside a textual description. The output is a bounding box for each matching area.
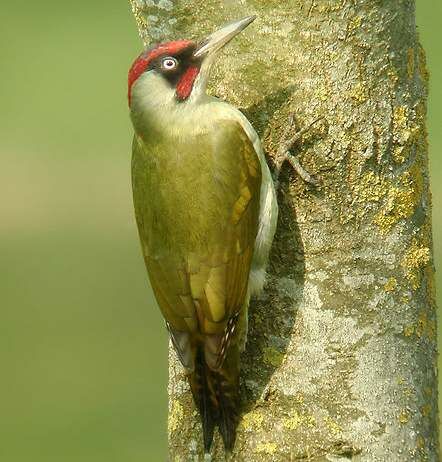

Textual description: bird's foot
[274,114,323,186]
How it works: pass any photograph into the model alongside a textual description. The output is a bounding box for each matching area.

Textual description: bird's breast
[132,128,241,257]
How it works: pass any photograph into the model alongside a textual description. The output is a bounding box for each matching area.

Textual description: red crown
[128,40,194,105]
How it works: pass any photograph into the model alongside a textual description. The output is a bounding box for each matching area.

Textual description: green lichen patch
[262,346,285,367]
[421,404,432,417]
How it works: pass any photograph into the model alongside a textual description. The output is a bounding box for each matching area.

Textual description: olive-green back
[132,119,261,370]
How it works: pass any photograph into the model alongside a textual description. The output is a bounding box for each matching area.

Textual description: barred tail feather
[189,348,240,453]
[192,349,216,452]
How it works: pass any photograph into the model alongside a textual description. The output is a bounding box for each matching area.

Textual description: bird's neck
[130,76,214,139]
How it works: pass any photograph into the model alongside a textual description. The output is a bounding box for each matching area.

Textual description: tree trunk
[128,1,439,460]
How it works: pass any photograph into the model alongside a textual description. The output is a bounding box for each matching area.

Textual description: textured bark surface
[129,1,439,460]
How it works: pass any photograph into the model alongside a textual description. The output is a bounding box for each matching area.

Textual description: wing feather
[132,120,261,371]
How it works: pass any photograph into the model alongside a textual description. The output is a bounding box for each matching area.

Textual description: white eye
[162,57,178,70]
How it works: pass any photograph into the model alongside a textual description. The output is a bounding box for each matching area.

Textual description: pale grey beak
[193,15,256,59]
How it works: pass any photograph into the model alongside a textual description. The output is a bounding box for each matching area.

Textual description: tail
[188,348,240,453]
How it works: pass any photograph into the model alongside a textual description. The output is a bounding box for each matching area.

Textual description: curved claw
[274,114,324,185]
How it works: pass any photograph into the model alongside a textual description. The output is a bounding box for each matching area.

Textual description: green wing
[132,120,261,371]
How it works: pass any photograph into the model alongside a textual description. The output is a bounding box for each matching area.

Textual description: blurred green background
[0,2,440,461]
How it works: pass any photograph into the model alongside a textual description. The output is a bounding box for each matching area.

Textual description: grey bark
[128,1,439,460]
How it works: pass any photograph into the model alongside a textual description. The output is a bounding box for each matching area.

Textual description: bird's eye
[161,57,178,70]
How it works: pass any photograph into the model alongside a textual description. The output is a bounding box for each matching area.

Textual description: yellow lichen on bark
[349,81,368,105]
[283,410,316,431]
[373,166,424,233]
[399,409,410,424]
[391,105,421,164]
[384,277,398,292]
[241,409,264,430]
[256,442,278,455]
[325,416,342,436]
[351,162,424,233]
[401,238,431,290]
[168,400,184,434]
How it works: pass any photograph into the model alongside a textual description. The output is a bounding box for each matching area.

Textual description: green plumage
[132,117,262,450]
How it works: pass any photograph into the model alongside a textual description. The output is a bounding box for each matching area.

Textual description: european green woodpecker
[128,16,278,453]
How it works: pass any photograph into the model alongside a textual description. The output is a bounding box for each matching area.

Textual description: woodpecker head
[128,16,256,119]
